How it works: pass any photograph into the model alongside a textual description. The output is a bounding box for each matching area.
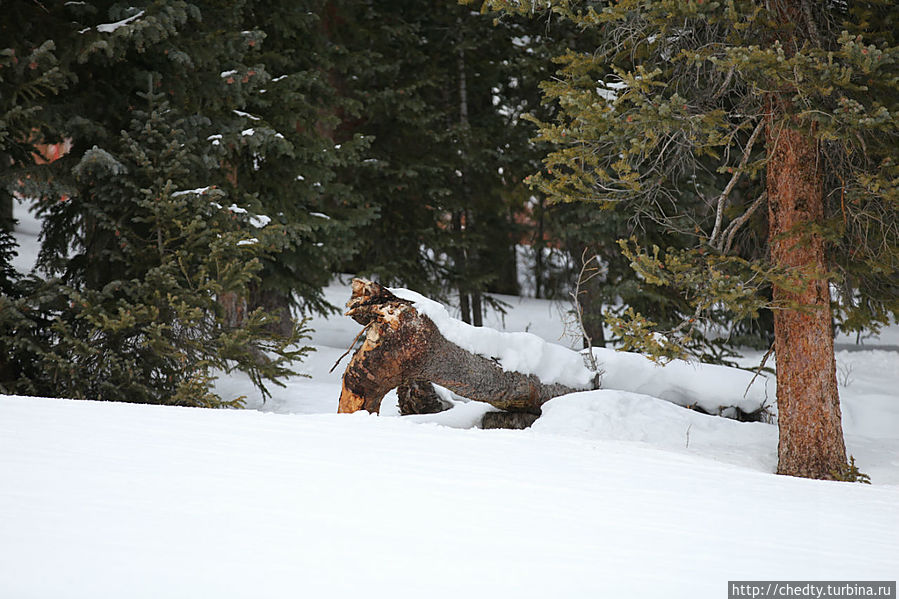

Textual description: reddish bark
[766,106,847,479]
[763,0,848,480]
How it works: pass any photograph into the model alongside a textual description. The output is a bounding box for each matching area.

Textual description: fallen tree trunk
[338,279,582,415]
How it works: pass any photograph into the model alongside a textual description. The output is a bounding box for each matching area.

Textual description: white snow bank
[9,198,41,274]
[594,347,774,416]
[534,390,777,471]
[391,287,594,389]
[835,350,899,439]
[379,386,498,429]
[1,395,896,599]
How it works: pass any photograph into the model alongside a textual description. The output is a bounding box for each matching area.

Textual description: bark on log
[481,412,540,430]
[338,278,580,415]
[397,379,452,415]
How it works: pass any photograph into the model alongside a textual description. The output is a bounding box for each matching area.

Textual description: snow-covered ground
[3,202,898,598]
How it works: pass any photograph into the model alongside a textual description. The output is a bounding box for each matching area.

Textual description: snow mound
[391,287,594,389]
[2,394,897,599]
[593,347,774,416]
[534,390,777,471]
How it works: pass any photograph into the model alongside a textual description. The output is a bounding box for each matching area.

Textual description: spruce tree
[41,101,309,405]
[489,0,898,479]
[331,1,564,322]
[223,1,374,325]
[0,2,71,232]
[1,1,312,405]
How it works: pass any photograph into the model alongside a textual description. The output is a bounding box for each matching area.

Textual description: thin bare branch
[710,118,765,249]
[722,191,768,254]
[743,343,774,399]
[569,248,603,389]
[329,322,373,374]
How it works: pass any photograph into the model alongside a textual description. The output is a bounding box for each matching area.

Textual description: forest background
[1,0,896,440]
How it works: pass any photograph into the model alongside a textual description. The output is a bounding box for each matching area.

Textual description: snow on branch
[96,10,145,33]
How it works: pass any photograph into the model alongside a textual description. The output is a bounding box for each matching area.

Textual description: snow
[249,214,270,228]
[4,201,899,597]
[96,10,145,33]
[1,394,896,599]
[171,186,213,197]
[233,110,260,121]
[220,70,238,78]
[236,238,258,246]
[594,347,773,416]
[596,79,627,102]
[9,198,41,274]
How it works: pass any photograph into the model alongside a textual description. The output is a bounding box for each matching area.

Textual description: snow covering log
[338,279,584,415]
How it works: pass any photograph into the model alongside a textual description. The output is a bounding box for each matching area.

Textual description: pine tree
[0,1,71,230]
[1,1,313,404]
[44,102,310,405]
[222,1,375,326]
[331,1,563,323]
[489,0,899,479]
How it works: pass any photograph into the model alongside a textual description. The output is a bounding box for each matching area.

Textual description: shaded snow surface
[1,395,897,599]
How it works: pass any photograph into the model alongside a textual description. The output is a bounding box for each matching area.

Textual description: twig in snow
[570,248,604,389]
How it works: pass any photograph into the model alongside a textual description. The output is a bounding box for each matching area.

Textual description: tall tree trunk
[455,33,475,325]
[453,209,472,324]
[0,153,13,232]
[534,197,545,299]
[471,290,483,326]
[765,0,848,480]
[766,106,847,480]
[250,284,294,338]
